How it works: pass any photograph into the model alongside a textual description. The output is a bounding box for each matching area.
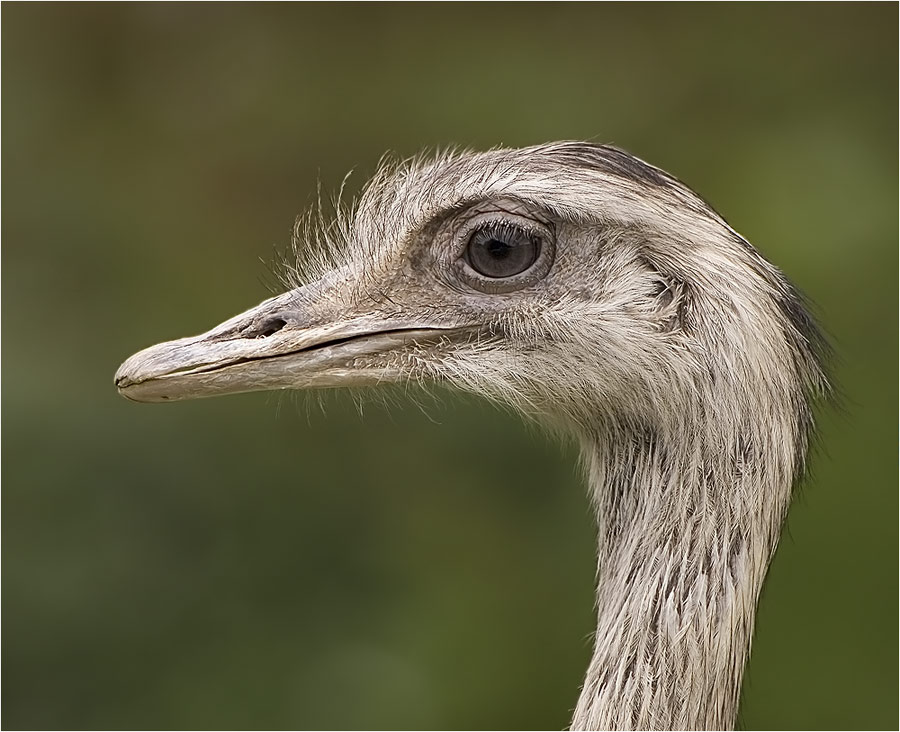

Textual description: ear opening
[640,256,692,334]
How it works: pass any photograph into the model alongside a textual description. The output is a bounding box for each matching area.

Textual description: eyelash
[475,220,543,243]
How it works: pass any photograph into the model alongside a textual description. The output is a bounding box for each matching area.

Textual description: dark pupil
[467,226,539,279]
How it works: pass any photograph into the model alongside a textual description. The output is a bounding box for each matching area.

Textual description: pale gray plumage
[115,142,829,730]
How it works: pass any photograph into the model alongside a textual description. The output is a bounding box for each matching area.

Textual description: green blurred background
[3,4,897,729]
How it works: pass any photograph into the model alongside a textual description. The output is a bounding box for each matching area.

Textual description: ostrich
[115,142,829,730]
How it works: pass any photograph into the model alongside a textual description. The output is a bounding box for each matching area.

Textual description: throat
[570,431,792,731]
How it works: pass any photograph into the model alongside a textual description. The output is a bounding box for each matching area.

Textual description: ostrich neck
[570,428,793,731]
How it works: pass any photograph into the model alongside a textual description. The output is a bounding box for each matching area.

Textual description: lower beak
[114,289,457,404]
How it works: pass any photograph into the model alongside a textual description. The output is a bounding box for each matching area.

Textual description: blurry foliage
[2,4,897,729]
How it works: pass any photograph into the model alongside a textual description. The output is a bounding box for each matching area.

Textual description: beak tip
[114,356,140,390]
[115,355,160,402]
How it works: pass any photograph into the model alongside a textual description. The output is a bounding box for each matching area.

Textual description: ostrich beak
[114,284,456,404]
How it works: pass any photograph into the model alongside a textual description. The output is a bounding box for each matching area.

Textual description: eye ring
[454,213,555,294]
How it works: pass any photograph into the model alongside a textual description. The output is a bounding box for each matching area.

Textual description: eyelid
[453,211,553,259]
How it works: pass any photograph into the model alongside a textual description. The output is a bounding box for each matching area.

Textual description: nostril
[257,317,287,338]
[244,316,288,339]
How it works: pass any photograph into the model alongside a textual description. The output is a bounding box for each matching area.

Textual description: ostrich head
[115,142,829,730]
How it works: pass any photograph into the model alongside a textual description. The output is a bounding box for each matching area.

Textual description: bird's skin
[116,142,829,730]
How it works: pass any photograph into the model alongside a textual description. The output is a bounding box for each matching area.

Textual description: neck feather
[570,417,798,731]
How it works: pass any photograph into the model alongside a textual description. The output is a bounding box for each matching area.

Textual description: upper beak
[115,284,458,404]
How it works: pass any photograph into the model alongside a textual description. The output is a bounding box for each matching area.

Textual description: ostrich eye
[452,207,555,294]
[465,224,541,279]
